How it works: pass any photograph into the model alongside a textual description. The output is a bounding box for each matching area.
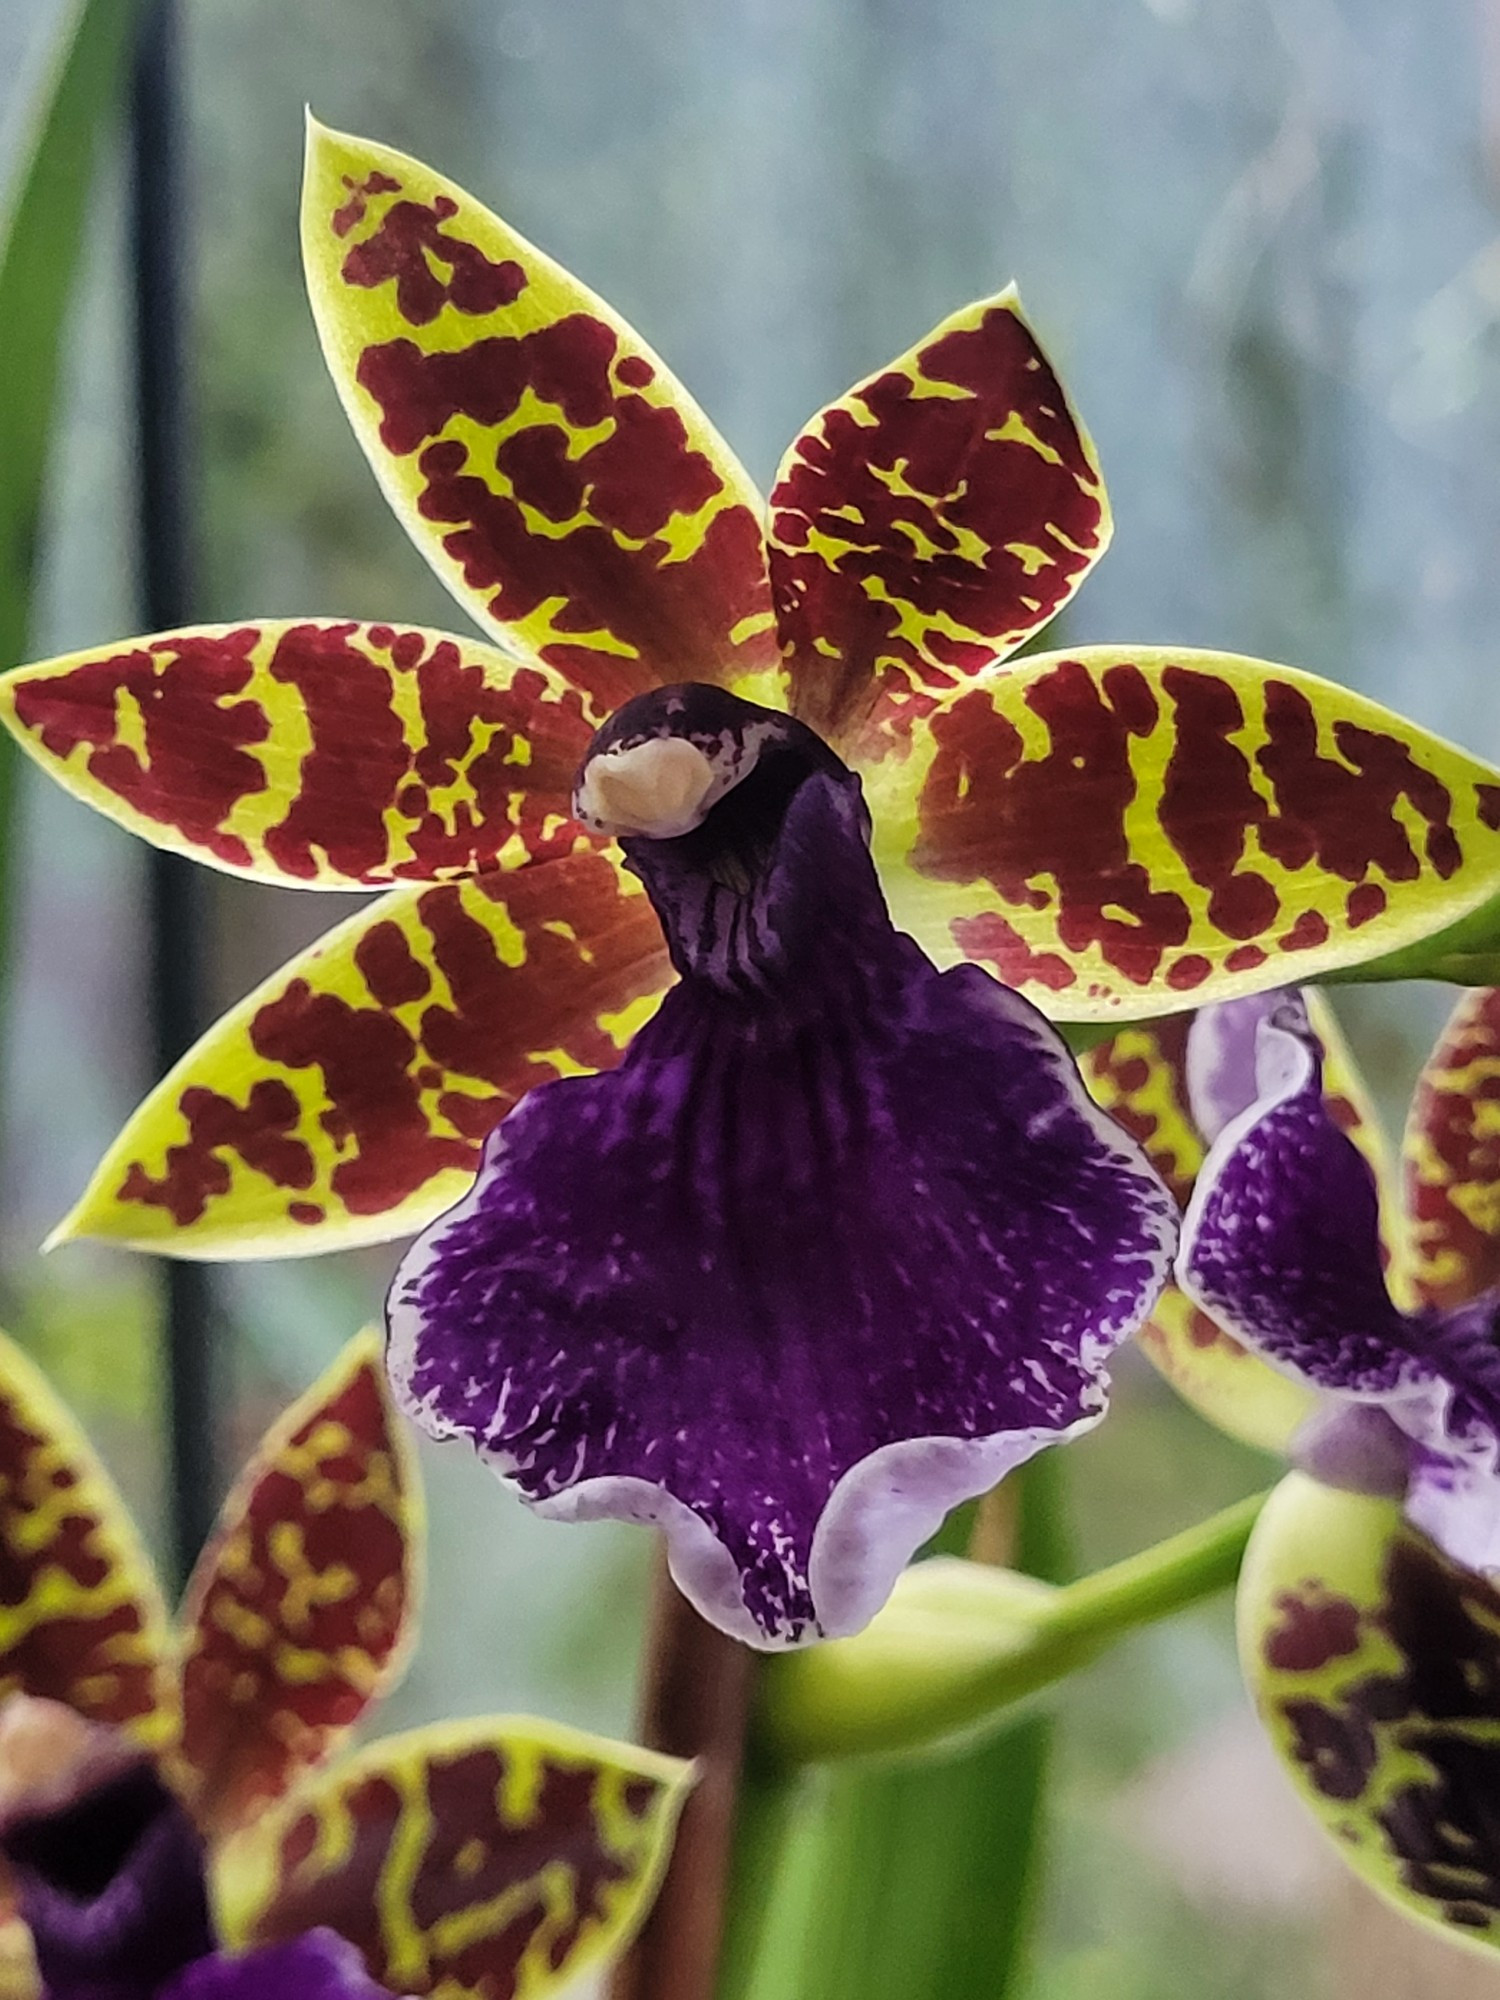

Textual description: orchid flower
[8,130,1500,1644]
[1090,989,1500,1953]
[0,1330,688,1996]
[1177,987,1500,1579]
[0,1697,403,2000]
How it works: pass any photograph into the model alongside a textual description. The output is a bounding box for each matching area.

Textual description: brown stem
[609,1552,757,2000]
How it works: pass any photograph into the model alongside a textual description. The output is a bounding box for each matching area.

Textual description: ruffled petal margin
[1177,993,1429,1402]
[389,778,1175,1646]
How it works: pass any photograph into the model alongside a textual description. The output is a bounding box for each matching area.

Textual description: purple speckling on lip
[1179,988,1500,1584]
[389,702,1177,1648]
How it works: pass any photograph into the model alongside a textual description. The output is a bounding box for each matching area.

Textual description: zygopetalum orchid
[0,1329,688,1996]
[0,1697,404,2000]
[9,128,1500,1644]
[1091,989,1500,1953]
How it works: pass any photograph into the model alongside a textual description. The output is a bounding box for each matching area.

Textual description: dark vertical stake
[128,0,218,1590]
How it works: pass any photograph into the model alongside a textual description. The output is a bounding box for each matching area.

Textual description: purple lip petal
[1184,991,1285,1143]
[390,765,1176,1646]
[1177,994,1433,1402]
[162,1932,405,2000]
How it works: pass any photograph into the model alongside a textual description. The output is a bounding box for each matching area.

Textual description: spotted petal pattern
[0,1331,170,1744]
[1178,996,1426,1401]
[1402,989,1500,1313]
[176,1333,418,1836]
[302,121,779,710]
[0,622,601,887]
[769,290,1109,753]
[392,773,1176,1646]
[53,853,671,1257]
[1241,1473,1500,1952]
[868,648,1500,1020]
[216,1721,693,2000]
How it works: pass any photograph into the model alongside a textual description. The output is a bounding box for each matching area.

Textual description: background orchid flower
[2,126,1499,1268]
[1093,986,1500,1955]
[0,1329,689,1997]
[1178,987,1500,1569]
[0,1697,404,2000]
[1083,992,1392,1455]
[6,128,1500,1648]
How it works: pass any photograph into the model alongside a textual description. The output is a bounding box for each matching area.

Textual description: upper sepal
[1240,1472,1500,1951]
[867,648,1500,1019]
[174,1332,420,1836]
[214,1718,693,1999]
[0,1331,171,1745]
[770,289,1109,755]
[51,855,671,1259]
[301,119,779,706]
[0,622,602,887]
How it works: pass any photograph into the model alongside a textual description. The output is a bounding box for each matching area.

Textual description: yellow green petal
[173,1331,422,1837]
[0,620,604,886]
[1400,987,1500,1313]
[301,119,780,709]
[0,1329,172,1747]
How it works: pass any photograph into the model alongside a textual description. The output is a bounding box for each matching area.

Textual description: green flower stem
[756,1487,1271,1768]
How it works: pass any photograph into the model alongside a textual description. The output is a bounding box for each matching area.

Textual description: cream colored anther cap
[575,737,717,839]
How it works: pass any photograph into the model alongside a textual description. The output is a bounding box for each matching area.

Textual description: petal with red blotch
[1401,989,1500,1313]
[769,290,1109,755]
[0,622,601,888]
[174,1332,419,1837]
[0,1330,171,1744]
[50,852,672,1259]
[1240,1473,1500,1951]
[867,647,1500,1021]
[215,1719,693,2000]
[1084,1019,1314,1451]
[301,121,780,711]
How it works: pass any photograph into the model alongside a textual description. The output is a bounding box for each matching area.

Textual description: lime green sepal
[1239,1474,1500,1955]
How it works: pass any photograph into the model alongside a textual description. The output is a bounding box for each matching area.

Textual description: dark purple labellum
[391,686,1177,1646]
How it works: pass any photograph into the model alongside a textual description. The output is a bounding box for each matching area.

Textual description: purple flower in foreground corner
[1178,987,1500,1577]
[389,683,1178,1647]
[0,1698,402,2000]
